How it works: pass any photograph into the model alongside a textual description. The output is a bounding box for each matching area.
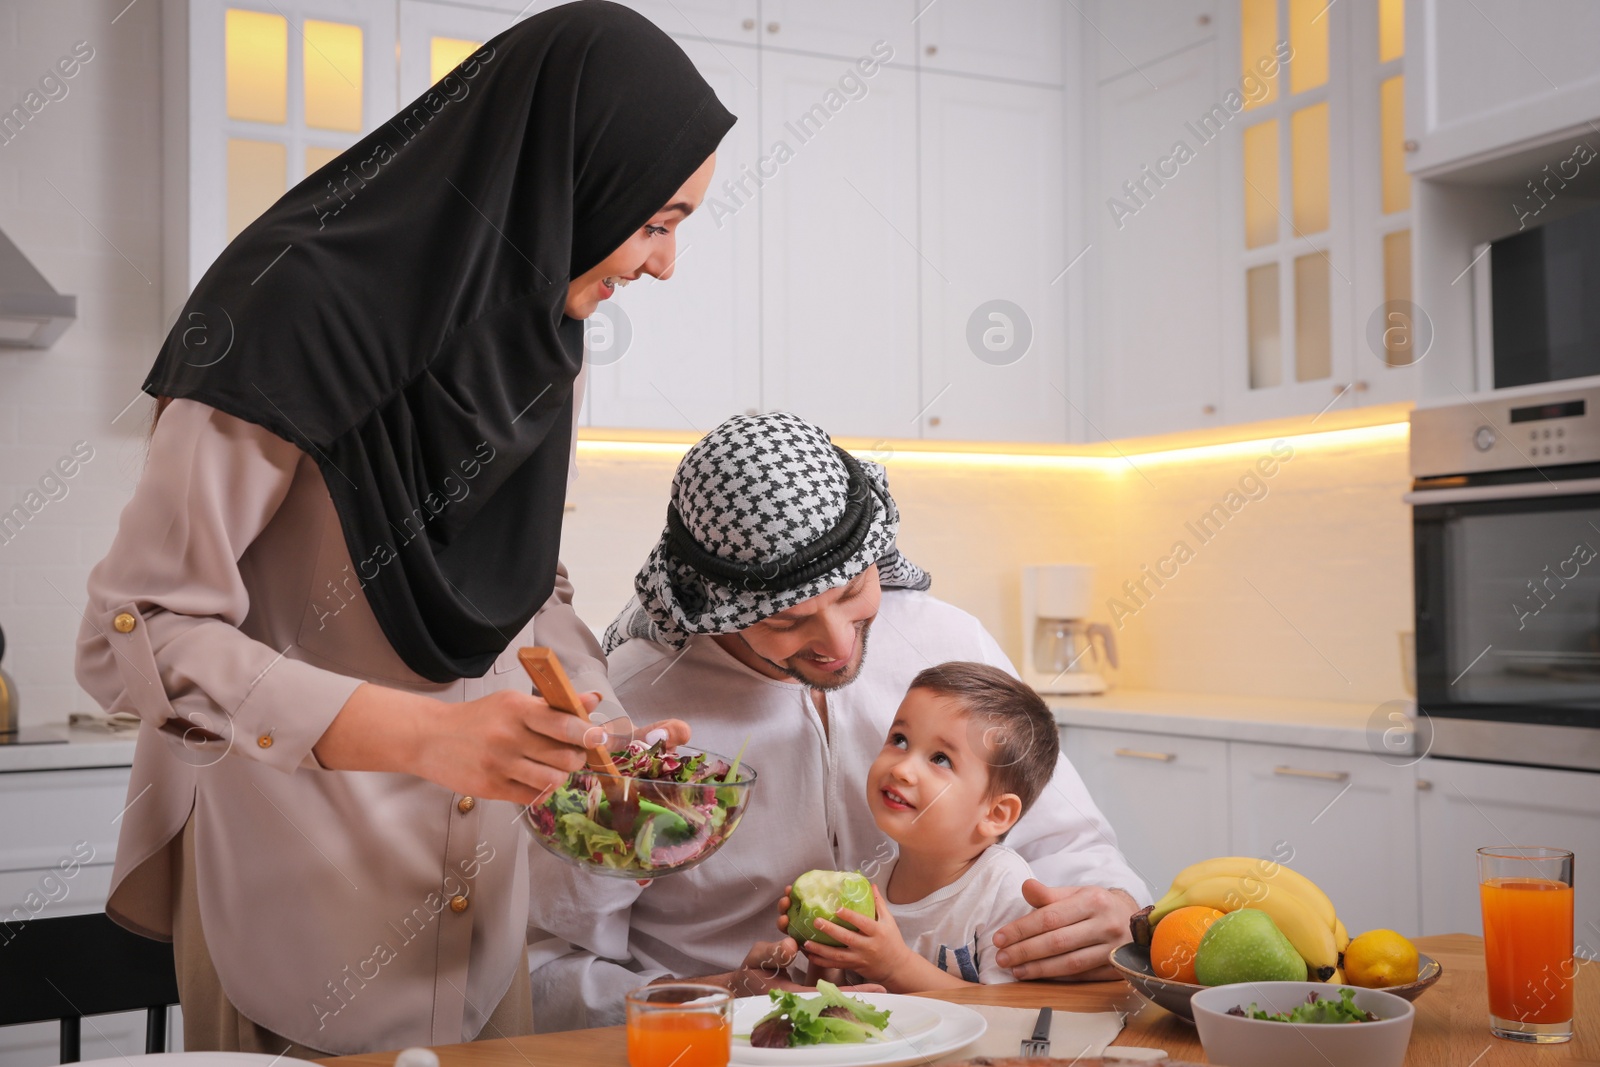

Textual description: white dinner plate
[730,992,987,1067]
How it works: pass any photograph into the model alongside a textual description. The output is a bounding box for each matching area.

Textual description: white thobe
[526,589,1149,1030]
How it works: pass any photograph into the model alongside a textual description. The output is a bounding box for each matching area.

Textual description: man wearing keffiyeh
[527,413,1147,1030]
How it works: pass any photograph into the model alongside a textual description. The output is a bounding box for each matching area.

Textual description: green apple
[787,870,875,947]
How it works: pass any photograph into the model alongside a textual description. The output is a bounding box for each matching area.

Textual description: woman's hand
[316,682,604,805]
[413,688,610,805]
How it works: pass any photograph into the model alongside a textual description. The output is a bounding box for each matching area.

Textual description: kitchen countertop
[0,723,138,773]
[1048,688,1413,754]
[0,690,1409,771]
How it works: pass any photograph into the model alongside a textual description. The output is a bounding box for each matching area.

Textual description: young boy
[780,661,1060,990]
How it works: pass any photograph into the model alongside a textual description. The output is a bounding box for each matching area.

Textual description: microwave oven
[1473,200,1600,391]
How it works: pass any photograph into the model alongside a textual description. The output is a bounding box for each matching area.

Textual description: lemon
[1343,929,1419,988]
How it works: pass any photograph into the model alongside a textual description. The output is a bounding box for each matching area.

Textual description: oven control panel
[1411,386,1600,477]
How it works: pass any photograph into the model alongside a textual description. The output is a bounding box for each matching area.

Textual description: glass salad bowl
[526,740,758,879]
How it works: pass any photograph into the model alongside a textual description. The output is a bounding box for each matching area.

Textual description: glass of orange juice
[1477,846,1575,1044]
[625,984,733,1067]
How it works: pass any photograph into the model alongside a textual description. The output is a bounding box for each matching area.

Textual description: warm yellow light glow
[1383,229,1415,366]
[1291,101,1329,235]
[226,9,288,124]
[1241,0,1278,110]
[576,440,695,461]
[1381,75,1410,214]
[1294,252,1331,382]
[853,451,1112,473]
[306,144,343,175]
[1247,262,1281,389]
[576,423,1412,473]
[1243,120,1279,249]
[1289,0,1328,93]
[227,138,286,240]
[1126,421,1409,467]
[432,36,482,84]
[303,20,364,132]
[1379,0,1405,62]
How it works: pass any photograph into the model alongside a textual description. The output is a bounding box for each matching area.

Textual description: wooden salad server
[518,647,639,832]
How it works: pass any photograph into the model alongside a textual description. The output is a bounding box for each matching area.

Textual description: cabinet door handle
[1273,766,1350,781]
[1115,747,1176,762]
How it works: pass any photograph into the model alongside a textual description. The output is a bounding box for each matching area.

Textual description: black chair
[0,912,179,1063]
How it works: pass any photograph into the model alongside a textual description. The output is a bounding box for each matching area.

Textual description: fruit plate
[729,993,985,1066]
[1109,943,1443,1024]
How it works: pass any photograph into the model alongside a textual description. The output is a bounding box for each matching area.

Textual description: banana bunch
[1132,856,1348,982]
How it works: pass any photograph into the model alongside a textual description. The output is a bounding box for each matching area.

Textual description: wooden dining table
[319,934,1598,1066]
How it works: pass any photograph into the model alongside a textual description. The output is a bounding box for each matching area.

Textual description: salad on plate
[747,981,894,1048]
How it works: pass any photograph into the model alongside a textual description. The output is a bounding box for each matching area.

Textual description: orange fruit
[1151,905,1226,984]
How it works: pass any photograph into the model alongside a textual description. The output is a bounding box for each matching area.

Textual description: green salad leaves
[747,981,893,1048]
[1226,987,1378,1024]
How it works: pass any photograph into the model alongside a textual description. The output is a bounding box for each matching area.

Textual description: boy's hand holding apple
[795,885,914,984]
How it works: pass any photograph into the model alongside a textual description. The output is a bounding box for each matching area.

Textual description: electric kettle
[0,622,16,734]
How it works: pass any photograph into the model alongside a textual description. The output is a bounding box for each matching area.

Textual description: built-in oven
[1409,384,1600,772]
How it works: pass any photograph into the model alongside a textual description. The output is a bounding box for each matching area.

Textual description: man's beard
[758,619,873,691]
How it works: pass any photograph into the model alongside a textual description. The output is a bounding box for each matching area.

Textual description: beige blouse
[75,398,616,1055]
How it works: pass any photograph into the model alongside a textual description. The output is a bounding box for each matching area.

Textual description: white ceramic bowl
[1191,981,1415,1067]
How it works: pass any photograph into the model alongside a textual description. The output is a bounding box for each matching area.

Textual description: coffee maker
[1021,564,1117,695]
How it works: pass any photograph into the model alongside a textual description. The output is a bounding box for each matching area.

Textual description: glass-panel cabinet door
[1354,0,1417,403]
[185,0,398,290]
[1223,0,1356,424]
[397,2,562,103]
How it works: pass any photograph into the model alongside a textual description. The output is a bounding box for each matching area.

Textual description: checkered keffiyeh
[603,412,931,652]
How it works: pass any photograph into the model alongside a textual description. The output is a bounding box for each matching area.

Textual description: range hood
[0,228,75,349]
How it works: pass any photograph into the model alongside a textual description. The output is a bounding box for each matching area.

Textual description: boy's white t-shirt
[871,845,1037,985]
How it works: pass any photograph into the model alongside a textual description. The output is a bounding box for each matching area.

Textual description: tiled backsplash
[561,424,1415,710]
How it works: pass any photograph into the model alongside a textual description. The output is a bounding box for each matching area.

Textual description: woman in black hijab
[76,2,732,1056]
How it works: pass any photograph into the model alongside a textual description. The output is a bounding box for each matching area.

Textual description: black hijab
[144,1,734,682]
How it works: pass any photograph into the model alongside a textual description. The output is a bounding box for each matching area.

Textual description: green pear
[1193,908,1308,985]
[787,870,875,947]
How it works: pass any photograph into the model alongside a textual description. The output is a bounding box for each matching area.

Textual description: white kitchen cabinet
[615,0,760,45]
[397,8,762,431]
[408,0,760,43]
[917,73,1068,442]
[0,766,130,872]
[166,1,1070,444]
[1228,740,1419,938]
[757,52,922,438]
[1415,758,1600,946]
[0,762,181,1066]
[1406,0,1600,177]
[915,0,1064,85]
[165,0,400,302]
[757,0,914,64]
[1091,43,1225,439]
[1060,726,1231,895]
[583,39,763,432]
[397,2,541,103]
[1091,0,1217,84]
